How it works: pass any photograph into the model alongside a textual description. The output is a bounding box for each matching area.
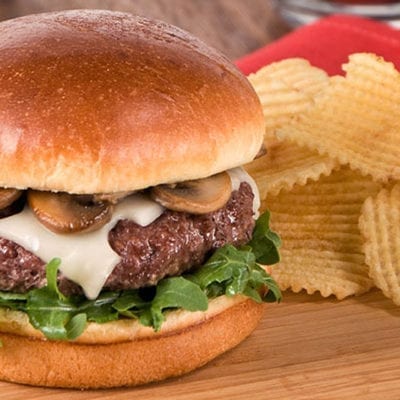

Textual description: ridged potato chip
[248,58,329,148]
[264,167,382,299]
[245,142,338,197]
[248,58,329,101]
[277,53,400,183]
[249,74,309,149]
[360,184,400,305]
[247,59,336,196]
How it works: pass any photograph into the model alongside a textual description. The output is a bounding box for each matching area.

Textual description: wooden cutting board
[1,289,399,400]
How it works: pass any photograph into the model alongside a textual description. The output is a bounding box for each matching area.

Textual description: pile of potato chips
[246,53,400,303]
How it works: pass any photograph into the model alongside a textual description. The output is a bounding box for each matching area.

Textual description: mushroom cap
[151,171,233,214]
[27,190,114,234]
[0,10,264,194]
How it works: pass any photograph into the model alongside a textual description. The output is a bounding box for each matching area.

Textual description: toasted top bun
[0,10,264,194]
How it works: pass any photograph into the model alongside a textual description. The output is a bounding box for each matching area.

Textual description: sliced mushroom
[27,190,113,234]
[0,188,23,209]
[0,189,25,219]
[151,171,232,214]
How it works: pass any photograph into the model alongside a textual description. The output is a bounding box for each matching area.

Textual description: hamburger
[0,10,281,388]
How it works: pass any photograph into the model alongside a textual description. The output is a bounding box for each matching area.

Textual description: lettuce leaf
[26,258,88,340]
[0,210,281,340]
[248,211,281,264]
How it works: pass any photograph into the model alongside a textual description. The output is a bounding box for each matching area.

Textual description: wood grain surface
[1,1,399,399]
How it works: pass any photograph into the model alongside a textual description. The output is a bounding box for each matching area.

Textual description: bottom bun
[0,295,266,389]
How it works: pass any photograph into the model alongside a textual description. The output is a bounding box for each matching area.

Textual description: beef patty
[0,182,255,296]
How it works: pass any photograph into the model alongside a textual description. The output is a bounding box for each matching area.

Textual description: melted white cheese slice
[0,193,164,299]
[0,168,259,299]
[228,167,260,218]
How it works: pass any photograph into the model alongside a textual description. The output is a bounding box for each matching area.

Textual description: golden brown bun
[0,10,264,194]
[0,296,265,389]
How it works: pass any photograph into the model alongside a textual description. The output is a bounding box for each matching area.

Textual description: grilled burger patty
[0,182,255,295]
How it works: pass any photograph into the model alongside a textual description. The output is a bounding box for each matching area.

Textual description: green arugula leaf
[25,258,84,340]
[194,245,256,289]
[45,258,64,298]
[113,290,149,313]
[0,291,27,310]
[112,290,151,319]
[0,292,27,301]
[150,277,208,331]
[65,313,87,340]
[248,211,281,265]
[138,309,153,327]
[197,246,245,299]
[195,243,281,304]
[79,292,120,323]
[26,286,80,340]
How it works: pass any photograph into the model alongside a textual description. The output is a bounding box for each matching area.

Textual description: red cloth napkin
[236,15,400,75]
